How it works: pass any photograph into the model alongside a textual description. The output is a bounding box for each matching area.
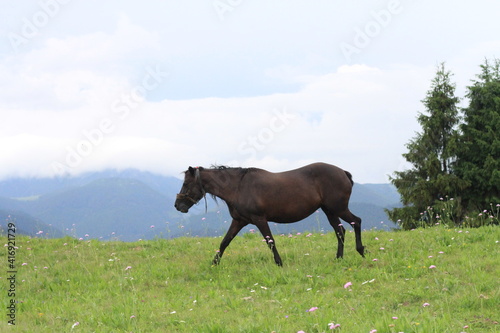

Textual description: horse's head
[174,166,206,213]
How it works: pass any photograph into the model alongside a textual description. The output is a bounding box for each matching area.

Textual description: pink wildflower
[329,323,341,329]
[343,282,352,289]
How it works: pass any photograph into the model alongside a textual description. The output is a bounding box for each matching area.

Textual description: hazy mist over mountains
[0,169,401,241]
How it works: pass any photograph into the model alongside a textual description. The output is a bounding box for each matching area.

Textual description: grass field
[3,225,499,332]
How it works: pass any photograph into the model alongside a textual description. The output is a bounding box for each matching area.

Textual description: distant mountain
[350,183,401,207]
[21,178,176,241]
[0,196,24,211]
[0,169,401,240]
[0,209,66,238]
[0,169,182,198]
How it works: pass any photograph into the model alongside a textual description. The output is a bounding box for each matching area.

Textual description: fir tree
[455,59,500,211]
[387,63,466,229]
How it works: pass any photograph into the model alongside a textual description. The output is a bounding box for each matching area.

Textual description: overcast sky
[1,0,499,183]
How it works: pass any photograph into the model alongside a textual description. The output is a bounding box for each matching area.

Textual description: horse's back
[282,163,352,186]
[242,163,353,220]
[251,162,352,187]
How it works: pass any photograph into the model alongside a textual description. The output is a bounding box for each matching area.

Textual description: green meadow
[3,225,499,332]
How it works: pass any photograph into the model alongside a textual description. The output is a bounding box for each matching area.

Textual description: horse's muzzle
[174,201,189,213]
[175,193,198,213]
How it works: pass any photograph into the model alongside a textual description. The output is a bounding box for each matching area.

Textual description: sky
[0,0,499,183]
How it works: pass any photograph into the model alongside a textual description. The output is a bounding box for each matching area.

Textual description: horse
[174,162,365,266]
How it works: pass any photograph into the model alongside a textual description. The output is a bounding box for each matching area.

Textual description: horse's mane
[203,165,256,203]
[209,164,240,170]
[209,164,257,175]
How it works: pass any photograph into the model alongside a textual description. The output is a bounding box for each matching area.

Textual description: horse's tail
[344,170,354,186]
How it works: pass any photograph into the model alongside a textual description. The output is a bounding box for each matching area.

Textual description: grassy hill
[4,225,499,332]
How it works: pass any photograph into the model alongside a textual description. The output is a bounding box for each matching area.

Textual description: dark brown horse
[174,163,365,266]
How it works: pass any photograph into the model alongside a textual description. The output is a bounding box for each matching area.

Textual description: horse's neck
[202,170,239,202]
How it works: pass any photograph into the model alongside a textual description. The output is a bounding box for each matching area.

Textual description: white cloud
[0,62,430,182]
[1,2,500,183]
[0,14,162,110]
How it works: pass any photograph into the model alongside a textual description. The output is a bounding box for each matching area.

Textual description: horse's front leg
[254,219,283,266]
[213,219,246,265]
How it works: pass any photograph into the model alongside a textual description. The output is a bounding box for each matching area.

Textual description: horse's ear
[188,166,195,175]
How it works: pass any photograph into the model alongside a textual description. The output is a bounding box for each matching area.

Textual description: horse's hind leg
[339,210,365,257]
[322,209,346,258]
[213,219,246,265]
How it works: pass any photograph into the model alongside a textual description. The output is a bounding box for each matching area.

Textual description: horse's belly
[258,190,321,223]
[266,206,318,223]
